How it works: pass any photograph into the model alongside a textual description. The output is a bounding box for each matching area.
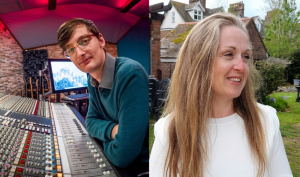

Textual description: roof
[185,1,205,11]
[240,17,252,26]
[161,18,269,60]
[172,1,194,22]
[252,16,263,24]
[164,1,223,23]
[204,7,223,17]
[150,3,172,13]
[0,0,148,49]
[149,3,164,12]
[186,2,199,9]
[241,17,269,57]
[161,22,196,58]
[149,2,172,22]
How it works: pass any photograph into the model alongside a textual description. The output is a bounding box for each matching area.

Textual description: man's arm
[103,68,149,168]
[85,82,117,142]
[111,124,118,139]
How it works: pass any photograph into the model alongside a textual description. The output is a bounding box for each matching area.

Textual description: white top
[150,103,293,177]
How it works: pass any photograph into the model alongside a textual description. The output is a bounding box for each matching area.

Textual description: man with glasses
[57,18,149,172]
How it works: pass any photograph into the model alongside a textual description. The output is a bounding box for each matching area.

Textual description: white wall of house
[161,6,185,31]
[187,4,203,21]
[254,17,262,32]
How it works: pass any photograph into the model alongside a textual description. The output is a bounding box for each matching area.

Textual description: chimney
[189,0,206,9]
[200,0,206,9]
[228,1,245,17]
[265,10,273,25]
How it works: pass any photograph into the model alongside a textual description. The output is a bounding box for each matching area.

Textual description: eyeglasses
[62,34,95,59]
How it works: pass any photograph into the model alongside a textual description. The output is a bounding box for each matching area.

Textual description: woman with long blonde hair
[149,13,292,177]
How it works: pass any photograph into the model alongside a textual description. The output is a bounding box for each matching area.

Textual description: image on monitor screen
[49,60,88,92]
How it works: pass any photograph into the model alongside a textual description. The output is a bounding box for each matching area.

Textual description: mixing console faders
[0,117,51,134]
[0,116,61,177]
[0,93,121,177]
[51,103,118,177]
[0,129,59,176]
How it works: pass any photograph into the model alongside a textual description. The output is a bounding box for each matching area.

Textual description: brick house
[159,17,269,79]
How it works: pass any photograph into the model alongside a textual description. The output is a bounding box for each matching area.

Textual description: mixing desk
[0,93,120,177]
[0,94,50,118]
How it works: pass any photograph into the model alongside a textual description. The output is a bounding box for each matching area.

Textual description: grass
[149,118,155,154]
[268,92,300,176]
[149,92,300,175]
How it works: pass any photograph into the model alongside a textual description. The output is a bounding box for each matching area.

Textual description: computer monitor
[48,59,88,93]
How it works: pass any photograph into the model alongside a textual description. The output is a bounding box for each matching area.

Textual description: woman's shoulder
[257,102,276,114]
[256,102,280,132]
[154,114,172,145]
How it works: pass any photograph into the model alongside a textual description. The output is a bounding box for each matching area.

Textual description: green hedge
[264,95,289,112]
[287,50,300,83]
[255,60,286,103]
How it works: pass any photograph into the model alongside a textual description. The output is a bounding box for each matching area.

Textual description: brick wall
[247,20,268,60]
[104,43,118,58]
[160,62,176,79]
[0,21,24,95]
[32,42,118,59]
[265,10,273,25]
[229,2,245,17]
[150,19,161,78]
[161,30,171,39]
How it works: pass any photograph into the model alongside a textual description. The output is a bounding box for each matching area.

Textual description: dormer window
[194,10,201,20]
[256,23,260,32]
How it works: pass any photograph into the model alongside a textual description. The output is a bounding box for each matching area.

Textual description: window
[172,12,175,23]
[194,10,201,20]
[256,23,260,31]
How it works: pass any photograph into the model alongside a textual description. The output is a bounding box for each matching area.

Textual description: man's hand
[111,124,119,139]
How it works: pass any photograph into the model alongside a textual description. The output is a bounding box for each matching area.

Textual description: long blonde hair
[162,13,268,177]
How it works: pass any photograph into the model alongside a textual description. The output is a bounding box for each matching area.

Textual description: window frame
[172,11,175,23]
[194,10,201,20]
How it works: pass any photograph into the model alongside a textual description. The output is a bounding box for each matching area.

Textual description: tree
[287,50,300,83]
[210,0,228,12]
[263,0,300,59]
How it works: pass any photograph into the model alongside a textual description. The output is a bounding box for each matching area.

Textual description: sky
[149,0,300,20]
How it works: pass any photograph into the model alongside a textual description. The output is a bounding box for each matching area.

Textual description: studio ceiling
[0,0,149,49]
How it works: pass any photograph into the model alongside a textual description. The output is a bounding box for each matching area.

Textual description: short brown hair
[57,18,99,50]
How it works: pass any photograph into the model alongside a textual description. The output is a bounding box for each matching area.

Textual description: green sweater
[86,56,149,168]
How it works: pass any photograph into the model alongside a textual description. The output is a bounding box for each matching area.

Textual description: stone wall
[150,19,161,78]
[276,86,297,92]
[0,21,24,95]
